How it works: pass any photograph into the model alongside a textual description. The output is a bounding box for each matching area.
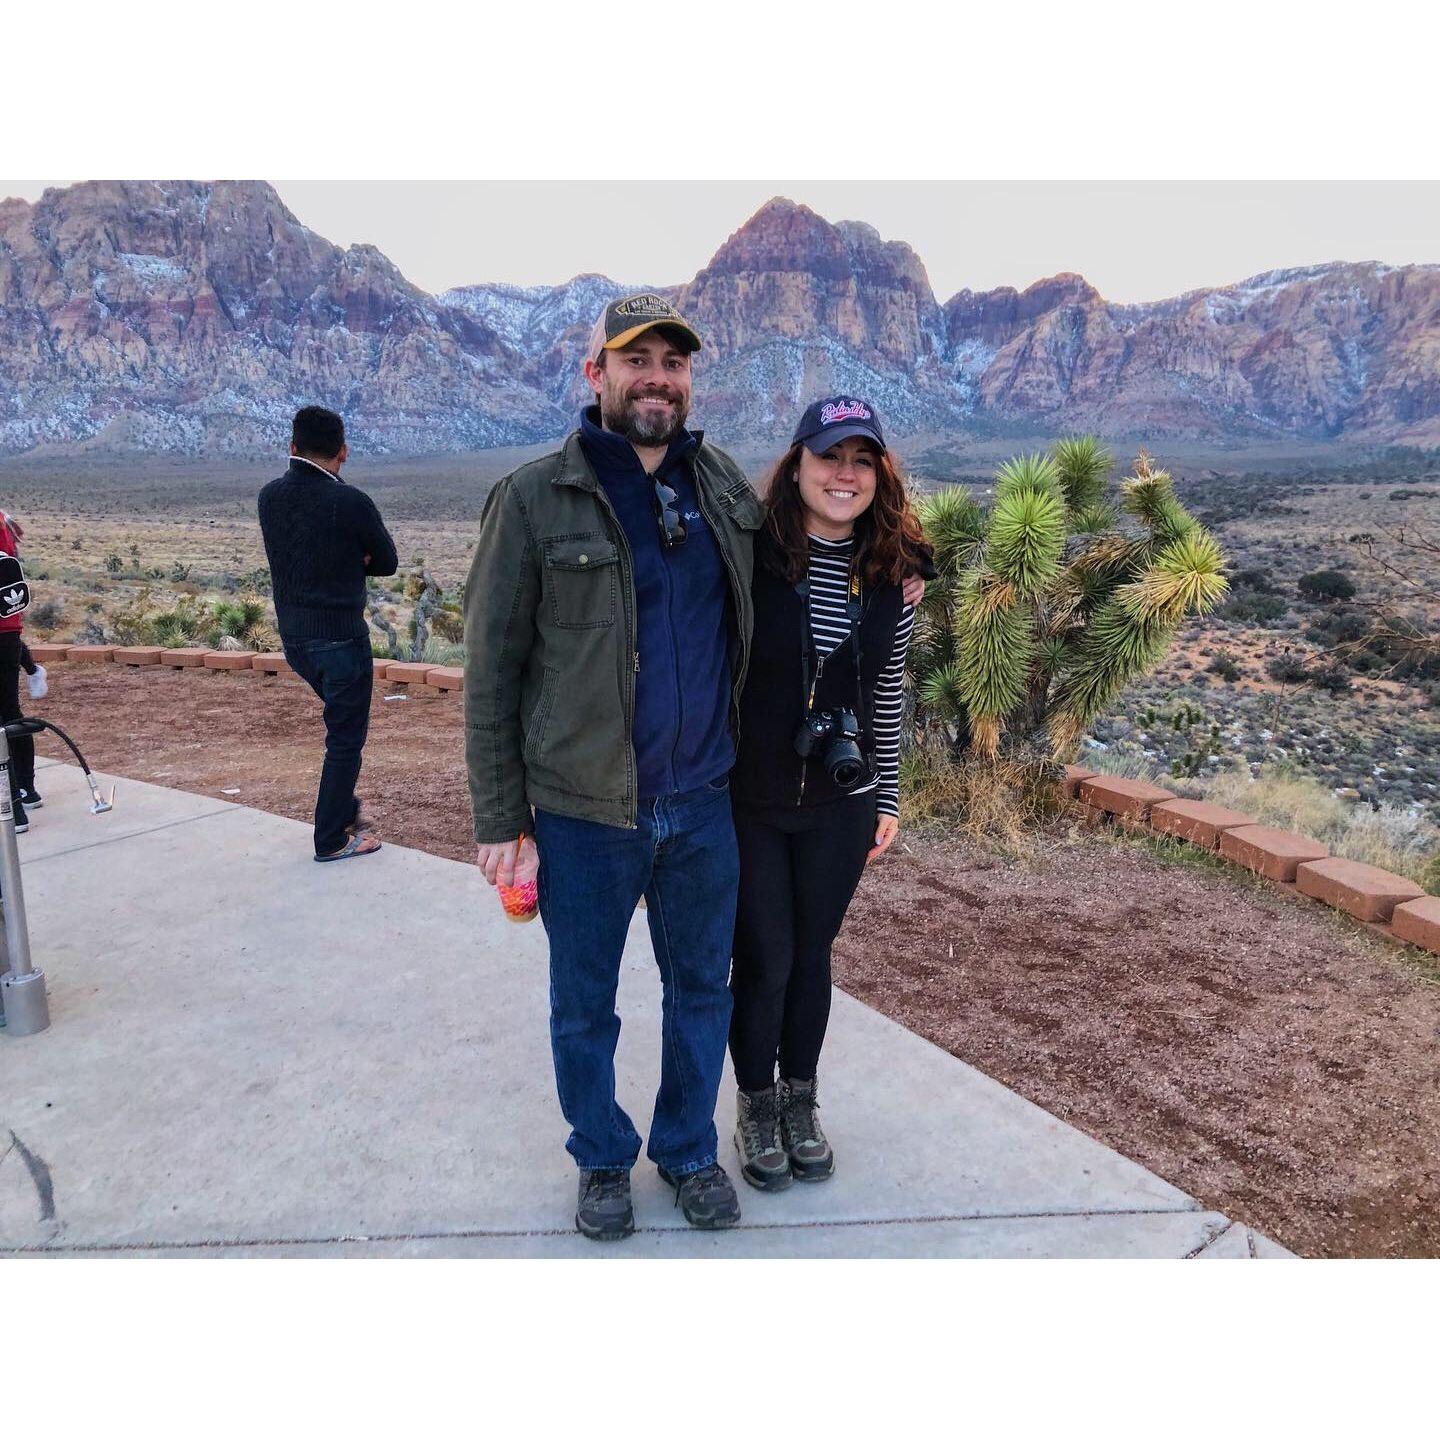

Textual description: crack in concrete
[1184,1219,1236,1259]
[0,1203,1212,1255]
[6,1129,56,1222]
[21,805,241,865]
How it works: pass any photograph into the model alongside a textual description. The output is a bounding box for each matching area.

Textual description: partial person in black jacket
[257,407,398,861]
[728,396,933,1192]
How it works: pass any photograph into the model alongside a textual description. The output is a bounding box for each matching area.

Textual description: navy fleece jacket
[578,407,734,799]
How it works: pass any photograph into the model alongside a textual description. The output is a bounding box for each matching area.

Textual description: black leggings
[728,794,876,1092]
[0,632,35,800]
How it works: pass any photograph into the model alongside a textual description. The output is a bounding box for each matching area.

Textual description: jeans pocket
[704,773,731,792]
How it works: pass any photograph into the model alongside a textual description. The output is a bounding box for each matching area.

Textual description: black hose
[2,717,97,778]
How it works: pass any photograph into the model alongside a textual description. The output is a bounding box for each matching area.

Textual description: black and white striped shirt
[806,534,915,818]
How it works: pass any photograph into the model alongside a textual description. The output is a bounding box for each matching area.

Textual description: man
[258,406,397,862]
[464,294,762,1241]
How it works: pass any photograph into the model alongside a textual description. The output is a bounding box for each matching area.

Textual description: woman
[728,396,932,1190]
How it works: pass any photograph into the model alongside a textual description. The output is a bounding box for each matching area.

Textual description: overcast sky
[6,180,1439,304]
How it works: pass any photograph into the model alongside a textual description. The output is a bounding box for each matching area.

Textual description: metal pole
[0,724,49,1036]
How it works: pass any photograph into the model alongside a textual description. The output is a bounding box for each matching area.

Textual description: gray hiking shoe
[734,1084,793,1192]
[779,1076,835,1181]
[576,1168,634,1242]
[656,1161,741,1229]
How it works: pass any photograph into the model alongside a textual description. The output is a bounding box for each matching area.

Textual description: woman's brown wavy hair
[760,438,932,588]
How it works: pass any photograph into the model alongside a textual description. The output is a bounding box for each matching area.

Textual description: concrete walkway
[0,764,1290,1258]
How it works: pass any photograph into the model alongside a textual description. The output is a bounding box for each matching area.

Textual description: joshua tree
[910,439,1228,769]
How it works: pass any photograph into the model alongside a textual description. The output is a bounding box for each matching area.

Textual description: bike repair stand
[0,717,114,1037]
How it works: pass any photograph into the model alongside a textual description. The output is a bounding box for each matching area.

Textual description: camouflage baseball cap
[587,292,702,363]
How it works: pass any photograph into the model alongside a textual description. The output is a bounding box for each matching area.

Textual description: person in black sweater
[257,407,398,861]
[728,396,933,1191]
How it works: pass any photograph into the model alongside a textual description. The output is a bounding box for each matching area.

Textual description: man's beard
[599,381,690,447]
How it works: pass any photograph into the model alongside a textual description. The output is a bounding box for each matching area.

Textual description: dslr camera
[794,707,866,791]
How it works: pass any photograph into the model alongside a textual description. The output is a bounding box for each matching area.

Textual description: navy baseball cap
[791,395,887,455]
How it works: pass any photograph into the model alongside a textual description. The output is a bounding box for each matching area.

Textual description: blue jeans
[534,780,739,1175]
[281,634,373,856]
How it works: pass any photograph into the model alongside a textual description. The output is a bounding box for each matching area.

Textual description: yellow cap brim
[603,320,702,354]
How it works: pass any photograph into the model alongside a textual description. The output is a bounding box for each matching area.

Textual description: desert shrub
[27,597,64,629]
[1266,655,1310,684]
[1206,651,1242,681]
[147,597,206,648]
[1222,589,1288,625]
[1309,664,1352,696]
[108,589,160,645]
[169,562,191,582]
[1298,569,1355,603]
[103,553,123,574]
[430,604,465,644]
[207,598,270,649]
[1231,565,1282,594]
[70,538,82,552]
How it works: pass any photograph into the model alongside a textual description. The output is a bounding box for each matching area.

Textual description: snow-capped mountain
[2,181,1437,456]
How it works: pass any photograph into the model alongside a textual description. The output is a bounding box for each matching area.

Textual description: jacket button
[578,554,589,565]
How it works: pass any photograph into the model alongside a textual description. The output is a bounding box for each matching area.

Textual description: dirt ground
[28,664,1440,1258]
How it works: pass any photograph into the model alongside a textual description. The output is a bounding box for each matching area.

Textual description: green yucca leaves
[1119,529,1230,623]
[956,578,1035,723]
[1050,436,1112,513]
[915,487,985,576]
[910,440,1226,764]
[918,661,969,725]
[1069,502,1117,535]
[987,486,1066,597]
[994,452,1063,503]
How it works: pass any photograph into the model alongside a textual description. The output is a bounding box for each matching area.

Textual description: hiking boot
[779,1076,834,1181]
[733,1084,793,1192]
[575,1168,634,1242]
[657,1161,741,1229]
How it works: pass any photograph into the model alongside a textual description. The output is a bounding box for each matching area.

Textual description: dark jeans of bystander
[281,634,374,856]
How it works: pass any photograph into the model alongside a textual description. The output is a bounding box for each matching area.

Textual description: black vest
[733,530,904,810]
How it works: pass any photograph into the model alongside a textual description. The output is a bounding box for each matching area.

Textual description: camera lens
[826,740,866,790]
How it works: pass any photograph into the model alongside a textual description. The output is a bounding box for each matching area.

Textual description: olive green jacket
[463,430,762,843]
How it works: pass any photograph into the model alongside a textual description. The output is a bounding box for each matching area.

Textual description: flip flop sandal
[315,833,382,862]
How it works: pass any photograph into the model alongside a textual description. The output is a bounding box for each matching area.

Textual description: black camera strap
[795,549,868,725]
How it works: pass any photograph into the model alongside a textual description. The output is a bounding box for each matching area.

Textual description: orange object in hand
[497,834,539,924]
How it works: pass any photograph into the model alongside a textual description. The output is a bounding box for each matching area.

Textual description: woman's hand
[901,574,925,607]
[867,814,900,864]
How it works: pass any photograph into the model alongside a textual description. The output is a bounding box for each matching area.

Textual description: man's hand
[902,574,925,607]
[476,836,537,888]
[476,839,521,887]
[866,814,900,864]
[0,511,21,540]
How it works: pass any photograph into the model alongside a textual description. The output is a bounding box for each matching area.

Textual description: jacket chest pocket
[542,535,619,630]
